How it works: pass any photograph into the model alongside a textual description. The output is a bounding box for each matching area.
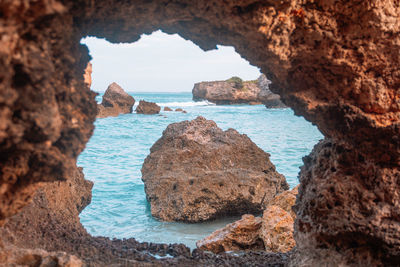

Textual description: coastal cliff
[192,75,286,107]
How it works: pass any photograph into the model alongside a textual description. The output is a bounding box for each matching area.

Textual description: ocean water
[78,92,323,249]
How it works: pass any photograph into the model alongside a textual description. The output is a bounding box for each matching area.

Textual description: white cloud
[82,30,260,92]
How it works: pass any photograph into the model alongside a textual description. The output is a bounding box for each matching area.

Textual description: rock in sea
[136,100,161,114]
[141,116,289,222]
[97,82,135,118]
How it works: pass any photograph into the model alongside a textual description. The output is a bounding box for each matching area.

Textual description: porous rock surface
[97,82,135,118]
[0,0,399,266]
[192,75,285,107]
[261,205,295,253]
[136,100,161,114]
[142,116,289,222]
[197,186,298,254]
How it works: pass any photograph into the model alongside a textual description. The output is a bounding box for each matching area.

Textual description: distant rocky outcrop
[164,106,173,111]
[141,116,289,222]
[84,62,92,88]
[97,82,135,118]
[136,100,161,114]
[257,75,287,108]
[196,186,298,253]
[192,75,286,108]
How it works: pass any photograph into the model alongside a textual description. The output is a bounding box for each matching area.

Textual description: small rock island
[97,82,135,118]
[192,75,286,108]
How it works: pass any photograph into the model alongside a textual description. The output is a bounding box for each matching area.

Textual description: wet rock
[196,214,264,253]
[175,108,183,112]
[164,106,173,111]
[97,82,135,118]
[136,100,161,114]
[261,205,295,253]
[141,116,289,222]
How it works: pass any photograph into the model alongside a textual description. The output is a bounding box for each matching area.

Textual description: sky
[82,30,261,92]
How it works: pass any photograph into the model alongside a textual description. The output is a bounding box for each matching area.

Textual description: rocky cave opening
[0,1,398,266]
[77,30,323,249]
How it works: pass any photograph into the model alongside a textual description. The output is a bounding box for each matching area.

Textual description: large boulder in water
[141,116,289,222]
[136,100,161,114]
[97,82,135,118]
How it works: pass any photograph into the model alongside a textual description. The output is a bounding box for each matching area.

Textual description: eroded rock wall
[0,0,399,266]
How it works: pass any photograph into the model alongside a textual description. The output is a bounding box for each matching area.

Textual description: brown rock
[1,1,399,266]
[197,186,298,254]
[270,186,298,219]
[175,108,183,112]
[83,62,92,88]
[261,205,295,253]
[97,82,135,118]
[164,106,173,111]
[141,116,289,222]
[0,244,83,267]
[196,214,264,253]
[136,100,161,114]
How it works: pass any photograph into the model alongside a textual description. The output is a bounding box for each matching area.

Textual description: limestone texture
[97,82,135,118]
[196,214,264,253]
[192,75,285,107]
[135,100,161,114]
[141,116,288,222]
[261,205,295,253]
[0,0,399,265]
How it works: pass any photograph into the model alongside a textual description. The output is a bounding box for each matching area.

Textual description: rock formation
[197,186,298,254]
[164,106,173,111]
[135,100,161,114]
[83,62,92,88]
[141,116,289,222]
[97,82,135,118]
[196,215,264,253]
[1,1,399,266]
[192,75,286,107]
[261,205,295,253]
[257,75,287,109]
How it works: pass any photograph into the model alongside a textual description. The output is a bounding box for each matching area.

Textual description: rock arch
[0,0,399,265]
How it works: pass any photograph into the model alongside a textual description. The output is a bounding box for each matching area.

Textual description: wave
[156,101,215,107]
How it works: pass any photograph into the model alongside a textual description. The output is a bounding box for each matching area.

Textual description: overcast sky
[82,30,261,92]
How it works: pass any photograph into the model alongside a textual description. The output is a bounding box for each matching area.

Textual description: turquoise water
[78,92,323,248]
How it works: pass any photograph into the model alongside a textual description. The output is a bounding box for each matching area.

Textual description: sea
[78,92,323,249]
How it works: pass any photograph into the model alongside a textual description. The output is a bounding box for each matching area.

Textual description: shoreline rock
[141,116,289,222]
[197,186,298,254]
[136,100,161,114]
[97,82,135,118]
[192,75,286,108]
